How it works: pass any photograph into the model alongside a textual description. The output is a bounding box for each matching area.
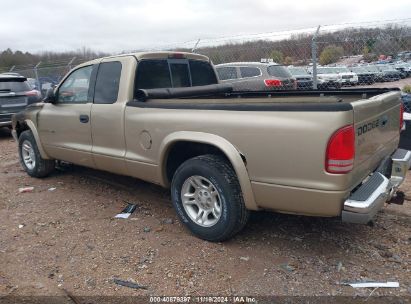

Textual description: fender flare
[158,131,258,210]
[24,120,51,159]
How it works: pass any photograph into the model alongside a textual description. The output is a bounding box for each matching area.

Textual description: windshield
[317,67,339,74]
[365,65,379,72]
[288,67,308,75]
[336,67,350,73]
[351,67,367,73]
[378,65,395,71]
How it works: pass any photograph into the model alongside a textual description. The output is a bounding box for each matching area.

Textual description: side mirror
[43,88,56,103]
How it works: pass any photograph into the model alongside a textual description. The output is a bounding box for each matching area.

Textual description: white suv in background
[314,67,343,89]
[335,66,359,86]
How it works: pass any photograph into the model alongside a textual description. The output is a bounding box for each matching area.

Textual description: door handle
[79,114,89,123]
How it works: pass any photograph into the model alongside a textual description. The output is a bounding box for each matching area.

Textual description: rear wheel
[171,154,249,241]
[18,130,55,178]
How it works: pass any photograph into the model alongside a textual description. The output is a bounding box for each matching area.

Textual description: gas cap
[139,130,152,150]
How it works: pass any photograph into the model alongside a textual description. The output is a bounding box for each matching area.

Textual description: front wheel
[171,154,249,241]
[18,130,55,178]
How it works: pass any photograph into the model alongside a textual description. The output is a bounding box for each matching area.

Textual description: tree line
[0,47,109,72]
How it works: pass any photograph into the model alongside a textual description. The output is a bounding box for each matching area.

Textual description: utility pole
[34,62,42,94]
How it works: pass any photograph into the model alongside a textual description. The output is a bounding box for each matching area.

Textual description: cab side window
[57,65,93,104]
[94,61,122,104]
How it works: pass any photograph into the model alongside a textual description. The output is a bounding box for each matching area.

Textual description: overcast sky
[2,0,411,54]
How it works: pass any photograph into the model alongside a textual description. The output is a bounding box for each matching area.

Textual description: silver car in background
[215,62,296,91]
[287,66,313,89]
[335,66,358,86]
[314,67,343,89]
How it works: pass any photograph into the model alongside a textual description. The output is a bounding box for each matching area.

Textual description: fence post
[34,61,42,93]
[312,25,321,90]
[191,39,201,53]
[67,57,76,71]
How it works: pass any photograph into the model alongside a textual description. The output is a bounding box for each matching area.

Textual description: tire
[18,130,55,178]
[171,154,249,242]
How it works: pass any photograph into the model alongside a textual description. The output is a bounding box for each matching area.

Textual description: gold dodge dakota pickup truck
[11,52,410,241]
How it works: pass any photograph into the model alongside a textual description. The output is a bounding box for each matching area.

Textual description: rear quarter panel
[124,103,356,191]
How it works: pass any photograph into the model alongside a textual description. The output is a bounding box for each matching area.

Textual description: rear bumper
[342,148,411,224]
[296,81,313,89]
[0,121,12,127]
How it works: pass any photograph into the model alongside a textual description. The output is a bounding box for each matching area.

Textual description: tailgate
[0,93,28,114]
[351,91,401,185]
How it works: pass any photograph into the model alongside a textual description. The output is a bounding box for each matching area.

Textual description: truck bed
[135,86,399,102]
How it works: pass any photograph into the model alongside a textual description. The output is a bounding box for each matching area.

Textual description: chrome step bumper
[342,148,411,224]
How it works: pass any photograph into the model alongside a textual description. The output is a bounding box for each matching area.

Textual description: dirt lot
[0,127,410,301]
[357,77,411,89]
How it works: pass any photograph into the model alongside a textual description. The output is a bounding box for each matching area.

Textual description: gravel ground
[356,77,411,89]
[0,126,410,301]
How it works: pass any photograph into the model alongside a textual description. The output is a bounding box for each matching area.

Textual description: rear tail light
[264,79,282,87]
[25,90,41,97]
[400,103,404,131]
[325,125,355,174]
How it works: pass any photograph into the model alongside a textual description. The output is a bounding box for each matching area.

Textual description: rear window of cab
[135,59,218,90]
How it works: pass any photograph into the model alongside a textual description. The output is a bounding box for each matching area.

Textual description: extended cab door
[90,56,136,175]
[38,64,95,167]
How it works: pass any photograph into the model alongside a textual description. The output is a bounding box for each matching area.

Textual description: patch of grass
[403,85,411,93]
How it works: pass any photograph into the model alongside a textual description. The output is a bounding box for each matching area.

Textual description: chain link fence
[1,57,88,96]
[1,20,411,108]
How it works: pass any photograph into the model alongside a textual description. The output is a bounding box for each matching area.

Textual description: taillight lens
[400,103,404,131]
[25,90,41,97]
[168,53,185,59]
[264,79,282,87]
[325,125,355,174]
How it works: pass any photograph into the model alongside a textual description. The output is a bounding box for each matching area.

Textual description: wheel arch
[15,120,51,159]
[159,131,258,210]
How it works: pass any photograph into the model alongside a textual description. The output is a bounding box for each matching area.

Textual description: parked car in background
[27,78,40,90]
[363,65,385,82]
[334,67,358,86]
[287,66,313,89]
[0,74,41,128]
[402,90,411,114]
[392,62,411,78]
[1,72,23,77]
[38,77,59,96]
[314,67,342,89]
[349,66,376,85]
[215,62,296,91]
[376,64,401,81]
